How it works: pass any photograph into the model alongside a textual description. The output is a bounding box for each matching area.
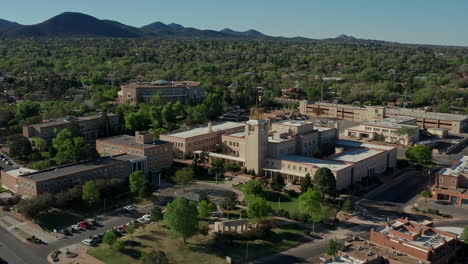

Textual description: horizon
[1,1,468,46]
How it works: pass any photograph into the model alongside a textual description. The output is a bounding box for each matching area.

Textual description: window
[439,177,444,183]
[452,179,456,185]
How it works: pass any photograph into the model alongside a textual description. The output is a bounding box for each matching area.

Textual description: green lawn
[234,184,299,214]
[196,175,225,184]
[35,210,82,231]
[88,222,310,264]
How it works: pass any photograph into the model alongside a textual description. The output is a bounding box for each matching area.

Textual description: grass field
[88,221,310,264]
[234,184,300,214]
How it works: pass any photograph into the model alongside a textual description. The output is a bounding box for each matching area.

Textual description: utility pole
[427,169,431,188]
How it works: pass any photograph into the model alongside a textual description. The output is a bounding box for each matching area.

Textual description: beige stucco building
[170,109,396,190]
[344,116,420,146]
[299,101,468,134]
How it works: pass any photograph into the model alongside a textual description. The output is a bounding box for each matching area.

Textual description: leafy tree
[224,162,241,172]
[16,101,40,120]
[198,200,216,217]
[103,232,117,249]
[460,226,468,245]
[129,171,145,193]
[419,190,433,211]
[406,145,432,164]
[269,173,284,191]
[31,137,46,152]
[164,198,199,243]
[244,180,264,197]
[52,128,90,164]
[327,239,343,256]
[124,110,151,132]
[199,222,210,237]
[30,160,51,170]
[220,192,238,210]
[247,197,271,221]
[342,199,353,213]
[151,206,164,225]
[301,173,312,193]
[139,180,156,198]
[17,193,53,219]
[298,190,334,225]
[82,180,100,207]
[126,224,135,238]
[211,158,224,168]
[140,250,169,264]
[172,167,194,190]
[114,240,125,252]
[9,136,32,162]
[313,168,336,201]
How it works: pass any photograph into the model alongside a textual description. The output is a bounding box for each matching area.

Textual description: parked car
[142,214,151,220]
[5,161,12,165]
[2,158,8,162]
[90,235,102,243]
[124,205,136,211]
[82,238,95,247]
[78,221,89,229]
[86,218,97,225]
[137,217,149,223]
[70,225,81,232]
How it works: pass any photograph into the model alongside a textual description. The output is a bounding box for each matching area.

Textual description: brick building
[118,80,204,105]
[96,131,173,175]
[432,155,468,205]
[369,218,463,264]
[1,154,144,198]
[22,113,123,142]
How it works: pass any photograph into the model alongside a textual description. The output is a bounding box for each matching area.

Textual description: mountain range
[0,12,396,44]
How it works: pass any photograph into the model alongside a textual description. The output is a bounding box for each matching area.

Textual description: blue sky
[1,0,468,46]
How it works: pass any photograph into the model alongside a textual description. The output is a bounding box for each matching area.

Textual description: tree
[172,167,194,190]
[211,158,224,168]
[126,224,135,238]
[139,180,156,198]
[52,128,90,164]
[247,197,271,221]
[129,171,145,193]
[16,101,40,120]
[269,173,284,191]
[164,197,199,243]
[298,190,334,228]
[9,136,32,162]
[313,168,336,201]
[151,206,164,225]
[224,162,241,172]
[198,200,215,218]
[140,250,169,264]
[327,239,343,256]
[199,222,210,237]
[342,199,353,213]
[17,193,53,219]
[124,110,151,132]
[419,190,433,211]
[82,180,100,207]
[220,192,238,210]
[406,145,432,164]
[244,180,264,197]
[460,226,468,245]
[301,173,312,193]
[103,232,117,249]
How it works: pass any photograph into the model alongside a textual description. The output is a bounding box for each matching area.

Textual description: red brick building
[369,218,462,264]
[96,131,173,175]
[1,154,143,198]
[432,155,468,205]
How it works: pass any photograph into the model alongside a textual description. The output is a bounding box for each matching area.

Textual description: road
[0,206,153,263]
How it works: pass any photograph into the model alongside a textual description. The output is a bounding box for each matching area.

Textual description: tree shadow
[121,248,142,259]
[124,240,146,248]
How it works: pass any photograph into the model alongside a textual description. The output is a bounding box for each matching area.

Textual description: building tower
[244,108,268,174]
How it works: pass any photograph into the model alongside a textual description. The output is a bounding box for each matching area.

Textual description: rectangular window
[439,177,444,183]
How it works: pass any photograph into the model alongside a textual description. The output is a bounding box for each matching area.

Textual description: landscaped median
[87,221,312,264]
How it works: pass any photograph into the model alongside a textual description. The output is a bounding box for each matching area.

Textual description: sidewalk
[47,244,104,264]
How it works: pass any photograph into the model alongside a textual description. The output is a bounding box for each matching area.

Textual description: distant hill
[0,19,20,30]
[0,12,410,45]
[0,12,142,38]
[220,28,266,37]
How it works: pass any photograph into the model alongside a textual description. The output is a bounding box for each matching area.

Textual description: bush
[115,240,125,252]
[284,189,298,198]
[52,250,61,262]
[224,162,241,172]
[412,206,420,212]
[27,235,42,244]
[277,209,290,218]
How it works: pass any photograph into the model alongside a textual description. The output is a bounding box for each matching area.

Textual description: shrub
[277,209,290,218]
[52,250,61,262]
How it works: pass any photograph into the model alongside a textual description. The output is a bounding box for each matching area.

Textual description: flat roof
[363,117,419,130]
[163,122,244,139]
[330,148,383,163]
[336,140,396,151]
[439,155,467,177]
[315,126,336,132]
[224,131,245,138]
[97,135,170,149]
[273,120,314,127]
[271,155,351,171]
[123,81,201,88]
[10,154,140,182]
[5,168,37,178]
[386,108,468,121]
[27,113,117,128]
